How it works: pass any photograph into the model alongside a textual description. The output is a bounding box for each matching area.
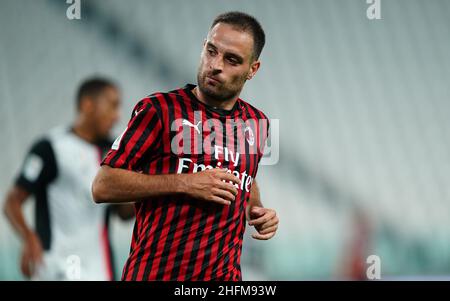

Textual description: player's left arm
[246,180,279,240]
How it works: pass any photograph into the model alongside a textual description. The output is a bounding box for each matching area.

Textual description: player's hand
[248,206,279,240]
[182,168,241,205]
[21,231,43,278]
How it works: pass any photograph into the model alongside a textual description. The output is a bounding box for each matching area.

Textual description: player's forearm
[3,187,34,241]
[92,165,187,203]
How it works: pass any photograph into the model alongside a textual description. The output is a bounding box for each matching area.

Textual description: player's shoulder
[25,129,61,163]
[134,87,188,112]
[239,98,270,121]
[149,87,189,104]
[136,92,163,107]
[129,92,164,118]
[28,137,52,156]
[29,126,67,151]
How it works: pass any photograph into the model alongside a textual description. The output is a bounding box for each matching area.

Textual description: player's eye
[228,58,238,65]
[207,49,217,56]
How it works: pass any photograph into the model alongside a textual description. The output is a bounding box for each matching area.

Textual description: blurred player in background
[92,12,279,281]
[3,78,134,281]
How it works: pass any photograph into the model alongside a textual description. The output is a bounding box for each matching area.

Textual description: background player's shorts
[30,251,109,281]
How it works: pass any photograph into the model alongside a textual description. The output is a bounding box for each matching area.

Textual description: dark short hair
[211,11,265,60]
[76,77,117,111]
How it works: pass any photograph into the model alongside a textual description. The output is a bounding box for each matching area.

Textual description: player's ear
[247,60,261,80]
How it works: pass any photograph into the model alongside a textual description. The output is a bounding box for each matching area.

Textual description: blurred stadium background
[1,0,450,280]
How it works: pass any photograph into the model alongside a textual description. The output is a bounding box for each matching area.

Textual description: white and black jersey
[15,126,117,281]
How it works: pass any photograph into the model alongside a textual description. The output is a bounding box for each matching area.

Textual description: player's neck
[192,86,238,111]
[72,118,97,144]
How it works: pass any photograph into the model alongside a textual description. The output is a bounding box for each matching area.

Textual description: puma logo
[182,119,201,134]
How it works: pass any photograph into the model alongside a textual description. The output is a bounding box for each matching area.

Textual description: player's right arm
[3,138,56,278]
[92,165,240,206]
[3,185,43,278]
[93,98,240,206]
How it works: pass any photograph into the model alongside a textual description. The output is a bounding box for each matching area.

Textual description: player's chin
[203,86,224,99]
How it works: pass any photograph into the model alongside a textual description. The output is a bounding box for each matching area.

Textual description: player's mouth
[206,76,222,85]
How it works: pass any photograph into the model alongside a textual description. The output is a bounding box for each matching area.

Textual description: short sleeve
[101,98,163,170]
[15,138,58,193]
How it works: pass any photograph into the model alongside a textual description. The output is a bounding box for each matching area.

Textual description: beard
[196,67,247,102]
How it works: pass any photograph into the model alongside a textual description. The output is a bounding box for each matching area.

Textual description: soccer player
[3,78,133,280]
[92,11,279,281]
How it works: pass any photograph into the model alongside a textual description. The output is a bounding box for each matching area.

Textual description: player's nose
[209,56,223,72]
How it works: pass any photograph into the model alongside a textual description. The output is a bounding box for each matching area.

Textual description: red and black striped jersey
[101,84,269,281]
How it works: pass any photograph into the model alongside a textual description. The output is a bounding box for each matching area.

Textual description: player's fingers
[210,195,232,206]
[210,168,230,176]
[259,216,279,230]
[251,232,275,240]
[249,208,265,218]
[212,188,235,202]
[216,172,241,186]
[259,225,278,235]
[21,254,31,278]
[248,210,275,226]
[216,180,239,196]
